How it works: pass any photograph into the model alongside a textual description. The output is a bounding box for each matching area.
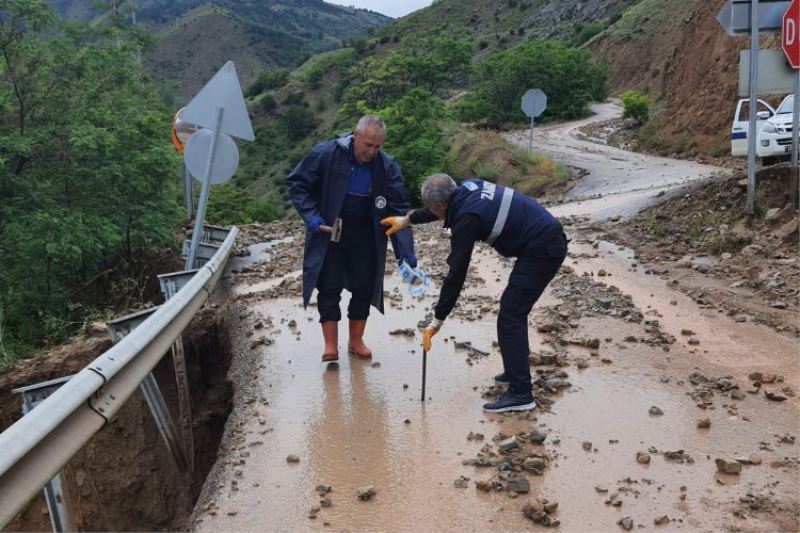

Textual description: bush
[206,185,280,225]
[621,90,651,126]
[243,197,279,223]
[455,39,609,126]
[245,68,290,97]
[378,89,450,201]
[259,92,277,112]
[570,21,606,46]
[282,105,318,141]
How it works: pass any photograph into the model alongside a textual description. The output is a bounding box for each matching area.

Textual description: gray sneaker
[483,390,536,413]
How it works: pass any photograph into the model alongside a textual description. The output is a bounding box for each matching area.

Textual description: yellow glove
[422,318,444,352]
[380,215,410,237]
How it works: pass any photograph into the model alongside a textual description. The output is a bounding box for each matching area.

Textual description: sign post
[746,0,760,215]
[521,89,547,153]
[180,61,254,269]
[719,0,791,214]
[782,0,800,208]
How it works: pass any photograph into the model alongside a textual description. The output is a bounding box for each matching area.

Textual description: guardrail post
[105,309,190,474]
[158,269,203,474]
[182,240,220,268]
[12,377,75,532]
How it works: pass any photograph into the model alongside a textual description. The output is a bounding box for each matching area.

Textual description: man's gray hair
[355,115,386,137]
[420,173,457,204]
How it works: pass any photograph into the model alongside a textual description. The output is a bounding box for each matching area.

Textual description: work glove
[307,215,324,233]
[401,253,417,269]
[380,215,410,237]
[422,318,444,352]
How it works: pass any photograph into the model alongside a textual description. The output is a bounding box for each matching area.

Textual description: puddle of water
[233,269,302,296]
[196,288,543,532]
[235,237,294,268]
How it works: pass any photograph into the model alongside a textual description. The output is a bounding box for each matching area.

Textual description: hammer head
[320,218,343,243]
[329,218,342,242]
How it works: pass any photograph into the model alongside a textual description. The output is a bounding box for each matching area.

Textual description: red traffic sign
[782,0,800,68]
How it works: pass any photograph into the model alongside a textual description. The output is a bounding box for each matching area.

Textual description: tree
[379,89,449,200]
[339,37,472,120]
[456,39,609,127]
[0,1,181,353]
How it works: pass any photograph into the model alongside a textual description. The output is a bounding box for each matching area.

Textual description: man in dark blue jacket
[287,116,415,362]
[382,173,567,413]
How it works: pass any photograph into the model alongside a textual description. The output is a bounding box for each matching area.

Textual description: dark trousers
[317,219,375,323]
[498,232,567,393]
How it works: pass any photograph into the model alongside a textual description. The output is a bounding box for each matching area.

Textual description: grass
[473,161,501,181]
[637,122,695,156]
[684,210,742,255]
[593,0,693,43]
[641,217,668,238]
[444,126,570,197]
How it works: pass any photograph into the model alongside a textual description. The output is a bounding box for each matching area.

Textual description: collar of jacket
[335,134,353,151]
[336,134,359,165]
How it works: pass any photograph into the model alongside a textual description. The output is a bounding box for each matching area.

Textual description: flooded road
[505,102,727,220]
[194,235,798,532]
[193,106,798,532]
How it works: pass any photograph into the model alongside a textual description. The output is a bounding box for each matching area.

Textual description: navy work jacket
[286,135,415,313]
[445,179,562,258]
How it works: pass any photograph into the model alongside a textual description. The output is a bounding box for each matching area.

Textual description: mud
[1,307,236,532]
[193,103,797,532]
[192,224,798,532]
[505,102,727,220]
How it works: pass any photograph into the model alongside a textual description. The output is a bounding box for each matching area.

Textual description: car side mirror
[756,110,772,120]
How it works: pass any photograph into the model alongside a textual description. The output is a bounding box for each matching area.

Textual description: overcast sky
[325,0,434,18]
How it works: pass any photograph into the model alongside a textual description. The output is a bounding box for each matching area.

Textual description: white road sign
[184,129,239,184]
[521,89,547,118]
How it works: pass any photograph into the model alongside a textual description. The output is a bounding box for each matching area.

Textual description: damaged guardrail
[0,226,238,528]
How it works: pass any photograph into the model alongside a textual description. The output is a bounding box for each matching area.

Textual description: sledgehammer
[320,218,343,243]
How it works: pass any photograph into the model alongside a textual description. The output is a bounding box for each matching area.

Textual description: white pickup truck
[731,94,795,164]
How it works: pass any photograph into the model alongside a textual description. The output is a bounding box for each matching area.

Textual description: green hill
[47,0,390,96]
[227,0,628,223]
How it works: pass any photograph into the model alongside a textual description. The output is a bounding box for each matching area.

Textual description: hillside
[378,0,640,57]
[588,0,776,157]
[47,0,390,96]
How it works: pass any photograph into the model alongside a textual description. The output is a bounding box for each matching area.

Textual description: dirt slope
[590,0,783,156]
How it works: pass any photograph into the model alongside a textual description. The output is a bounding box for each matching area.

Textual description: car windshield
[777,95,795,114]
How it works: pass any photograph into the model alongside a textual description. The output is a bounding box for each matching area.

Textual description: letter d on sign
[782,0,800,69]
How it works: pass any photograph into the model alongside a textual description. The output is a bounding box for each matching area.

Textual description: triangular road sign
[182,61,255,141]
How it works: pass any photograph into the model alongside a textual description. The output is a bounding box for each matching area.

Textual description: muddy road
[192,106,799,532]
[505,102,723,220]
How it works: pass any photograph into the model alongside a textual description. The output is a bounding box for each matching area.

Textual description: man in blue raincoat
[287,116,416,362]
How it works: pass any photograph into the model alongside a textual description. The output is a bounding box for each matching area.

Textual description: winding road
[505,101,726,220]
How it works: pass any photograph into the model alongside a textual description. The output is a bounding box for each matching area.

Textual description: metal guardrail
[0,227,238,527]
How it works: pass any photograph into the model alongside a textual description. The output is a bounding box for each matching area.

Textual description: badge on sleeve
[375,196,387,209]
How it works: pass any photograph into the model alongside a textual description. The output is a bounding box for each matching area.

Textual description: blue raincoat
[286,135,415,313]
